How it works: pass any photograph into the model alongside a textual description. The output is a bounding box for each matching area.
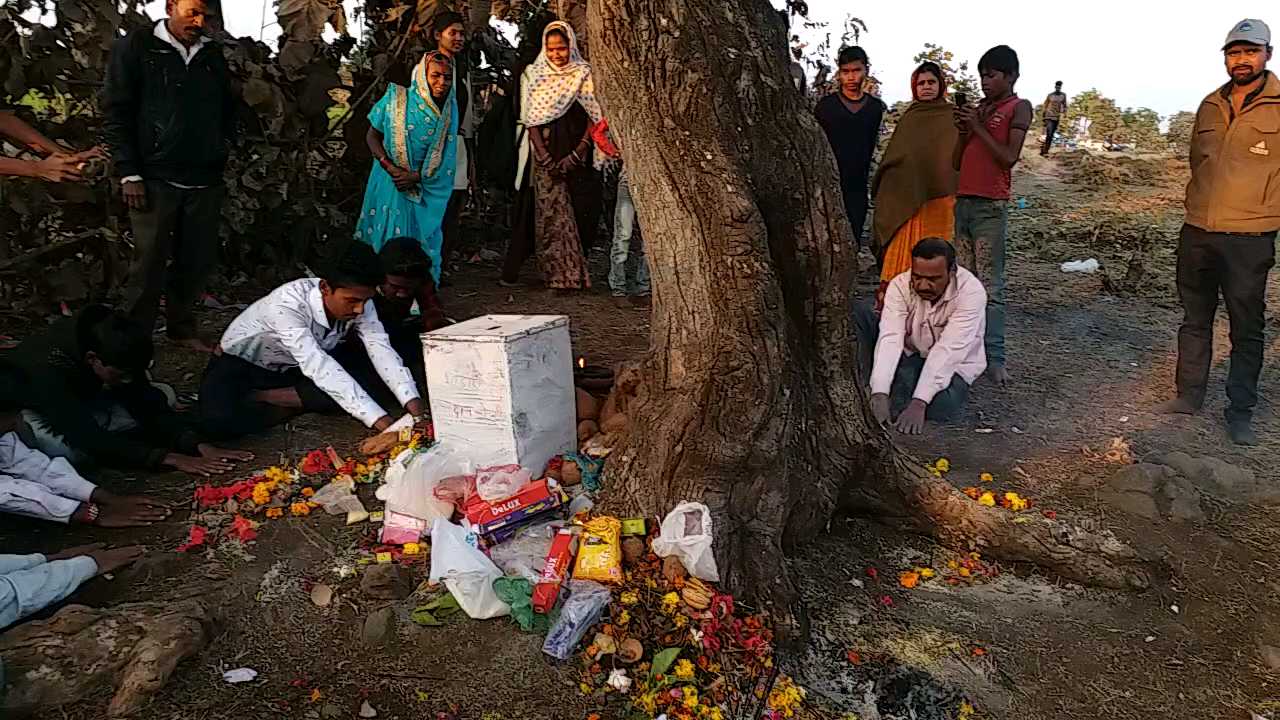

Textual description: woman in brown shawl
[871,62,960,308]
[503,21,602,292]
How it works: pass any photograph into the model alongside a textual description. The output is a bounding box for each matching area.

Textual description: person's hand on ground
[87,545,146,576]
[122,179,147,210]
[164,453,234,477]
[893,399,927,435]
[360,431,399,456]
[46,543,106,562]
[405,398,425,418]
[34,154,84,183]
[870,393,891,426]
[197,443,255,462]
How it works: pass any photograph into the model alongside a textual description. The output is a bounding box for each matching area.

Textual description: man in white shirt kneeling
[854,238,988,435]
[197,242,426,439]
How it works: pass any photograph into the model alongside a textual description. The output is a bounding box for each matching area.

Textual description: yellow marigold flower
[934,458,950,473]
[683,686,699,709]
[918,567,936,579]
[266,507,284,519]
[979,472,994,483]
[708,709,724,720]
[978,491,996,507]
[290,501,311,516]
[673,614,688,628]
[264,466,290,484]
[1004,492,1028,511]
[617,609,631,626]
[620,590,639,606]
[661,592,680,615]
[301,487,316,497]
[674,659,695,680]
[579,682,592,695]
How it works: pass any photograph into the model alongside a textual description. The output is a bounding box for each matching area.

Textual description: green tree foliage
[1062,88,1164,149]
[1166,110,1196,152]
[912,43,978,100]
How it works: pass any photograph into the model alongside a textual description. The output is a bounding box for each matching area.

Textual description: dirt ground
[2,148,1279,720]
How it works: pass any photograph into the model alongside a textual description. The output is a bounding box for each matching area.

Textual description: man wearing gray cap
[1162,19,1279,445]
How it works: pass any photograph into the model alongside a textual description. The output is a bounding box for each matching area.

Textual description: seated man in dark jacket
[9,305,252,476]
[103,0,237,353]
[361,237,452,394]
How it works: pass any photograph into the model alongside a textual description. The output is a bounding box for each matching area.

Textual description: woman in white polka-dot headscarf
[503,21,604,291]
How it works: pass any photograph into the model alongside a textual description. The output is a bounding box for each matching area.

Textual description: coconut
[576,388,600,421]
[577,420,600,442]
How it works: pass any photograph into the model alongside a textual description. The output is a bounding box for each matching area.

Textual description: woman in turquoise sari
[356,52,458,283]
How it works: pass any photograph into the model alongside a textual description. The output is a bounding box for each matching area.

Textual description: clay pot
[577,420,600,442]
[576,388,600,421]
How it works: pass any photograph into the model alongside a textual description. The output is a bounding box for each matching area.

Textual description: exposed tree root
[0,594,221,717]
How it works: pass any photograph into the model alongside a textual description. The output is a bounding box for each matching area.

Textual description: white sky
[799,2,1276,118]
[162,0,1276,119]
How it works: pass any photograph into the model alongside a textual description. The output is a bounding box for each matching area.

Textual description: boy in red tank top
[952,45,1033,387]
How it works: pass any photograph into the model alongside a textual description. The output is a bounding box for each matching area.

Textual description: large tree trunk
[588,0,1153,630]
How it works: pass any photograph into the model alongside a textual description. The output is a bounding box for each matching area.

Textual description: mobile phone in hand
[954,92,968,107]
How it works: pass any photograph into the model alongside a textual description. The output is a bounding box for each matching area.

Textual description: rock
[359,700,378,718]
[1157,473,1204,522]
[1257,637,1280,672]
[1102,464,1164,520]
[360,564,412,600]
[576,388,599,421]
[362,608,397,648]
[1104,463,1204,522]
[310,583,334,608]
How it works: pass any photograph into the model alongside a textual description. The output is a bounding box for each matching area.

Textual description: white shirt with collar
[871,266,988,403]
[218,278,419,427]
[120,20,211,187]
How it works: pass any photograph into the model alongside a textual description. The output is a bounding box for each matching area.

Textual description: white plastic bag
[475,464,533,503]
[428,519,510,619]
[376,445,470,522]
[1060,258,1099,274]
[652,502,719,581]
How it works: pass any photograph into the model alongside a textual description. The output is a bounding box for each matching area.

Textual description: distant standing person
[815,46,886,249]
[433,12,473,285]
[953,45,1033,387]
[1160,19,1280,446]
[104,0,237,354]
[1040,81,1068,156]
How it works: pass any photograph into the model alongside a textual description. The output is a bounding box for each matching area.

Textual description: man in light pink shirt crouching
[854,238,988,435]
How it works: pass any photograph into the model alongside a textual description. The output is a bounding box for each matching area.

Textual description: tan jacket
[1185,71,1280,233]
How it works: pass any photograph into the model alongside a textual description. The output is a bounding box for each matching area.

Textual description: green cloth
[870,100,959,252]
[493,577,556,633]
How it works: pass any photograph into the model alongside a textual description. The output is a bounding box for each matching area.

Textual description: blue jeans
[954,196,1008,366]
[607,174,650,296]
[852,302,970,420]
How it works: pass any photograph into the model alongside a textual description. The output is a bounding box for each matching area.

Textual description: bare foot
[172,336,215,354]
[1157,397,1199,415]
[986,365,1010,387]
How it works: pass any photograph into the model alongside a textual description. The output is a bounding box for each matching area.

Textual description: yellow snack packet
[573,516,623,583]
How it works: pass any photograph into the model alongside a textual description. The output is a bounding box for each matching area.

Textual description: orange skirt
[876,195,956,308]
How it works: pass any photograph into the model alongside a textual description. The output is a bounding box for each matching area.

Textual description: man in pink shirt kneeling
[854,238,988,435]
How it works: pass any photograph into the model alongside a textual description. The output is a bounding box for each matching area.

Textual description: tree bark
[587,0,1154,630]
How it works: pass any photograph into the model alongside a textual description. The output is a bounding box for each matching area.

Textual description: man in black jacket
[104,0,237,354]
[9,305,252,476]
